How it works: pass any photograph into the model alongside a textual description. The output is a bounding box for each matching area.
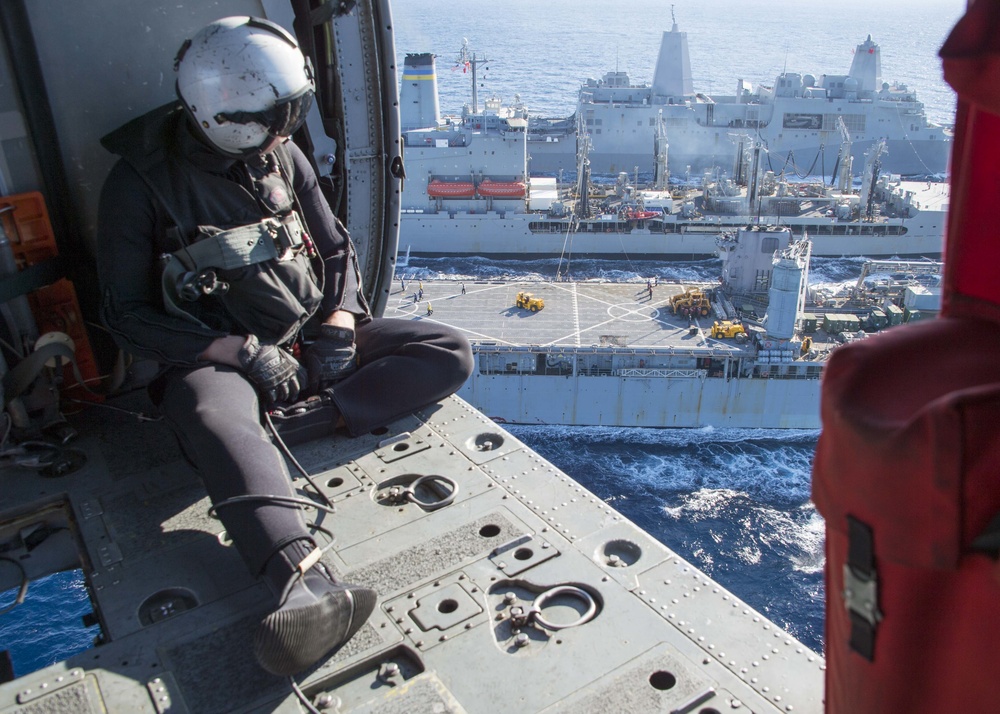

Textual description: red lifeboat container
[622,208,661,221]
[476,179,527,198]
[427,180,475,198]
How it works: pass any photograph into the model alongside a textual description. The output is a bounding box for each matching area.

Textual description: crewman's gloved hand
[238,335,305,405]
[303,324,357,391]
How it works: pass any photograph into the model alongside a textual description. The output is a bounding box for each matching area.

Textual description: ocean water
[1,0,963,677]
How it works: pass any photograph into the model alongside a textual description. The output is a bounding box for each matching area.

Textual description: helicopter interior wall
[11,0,266,256]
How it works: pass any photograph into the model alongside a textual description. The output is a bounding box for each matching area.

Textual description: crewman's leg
[153,363,375,675]
[330,318,473,436]
[154,363,311,574]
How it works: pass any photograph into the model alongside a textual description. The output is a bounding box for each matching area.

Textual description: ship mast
[457,39,489,114]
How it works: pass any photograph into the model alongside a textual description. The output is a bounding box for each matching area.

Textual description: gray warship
[398,49,948,260]
[527,15,952,178]
[0,1,827,712]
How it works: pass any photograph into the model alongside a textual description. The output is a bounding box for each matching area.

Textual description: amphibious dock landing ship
[527,17,952,178]
[0,1,824,712]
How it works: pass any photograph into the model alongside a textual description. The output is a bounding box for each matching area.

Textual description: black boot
[256,539,377,676]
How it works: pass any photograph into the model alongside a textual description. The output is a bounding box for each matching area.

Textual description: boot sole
[254,584,377,676]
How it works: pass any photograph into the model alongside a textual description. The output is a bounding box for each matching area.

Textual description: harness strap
[0,257,65,303]
[179,220,282,271]
[972,512,1000,555]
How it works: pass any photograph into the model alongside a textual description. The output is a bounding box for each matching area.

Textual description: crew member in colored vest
[96,17,473,677]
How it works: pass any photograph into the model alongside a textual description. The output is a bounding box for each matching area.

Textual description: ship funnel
[651,25,693,98]
[400,53,441,131]
[765,238,811,340]
[847,35,882,94]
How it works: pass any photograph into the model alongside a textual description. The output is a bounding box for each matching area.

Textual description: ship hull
[399,211,944,258]
[460,372,820,428]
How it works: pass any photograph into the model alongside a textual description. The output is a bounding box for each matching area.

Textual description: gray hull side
[460,373,821,428]
[529,138,953,178]
[399,212,944,258]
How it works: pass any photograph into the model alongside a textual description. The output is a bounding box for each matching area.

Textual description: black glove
[237,335,305,405]
[303,324,358,391]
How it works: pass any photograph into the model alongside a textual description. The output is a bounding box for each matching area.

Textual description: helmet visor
[214,87,314,140]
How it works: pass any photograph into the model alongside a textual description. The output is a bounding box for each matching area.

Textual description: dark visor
[214,87,314,138]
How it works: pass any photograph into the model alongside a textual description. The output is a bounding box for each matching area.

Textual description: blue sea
[1,0,963,676]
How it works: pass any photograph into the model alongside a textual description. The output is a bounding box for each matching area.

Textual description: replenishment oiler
[391,227,944,429]
[526,14,952,178]
[399,48,948,260]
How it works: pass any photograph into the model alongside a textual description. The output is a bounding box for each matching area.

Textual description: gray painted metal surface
[0,393,824,712]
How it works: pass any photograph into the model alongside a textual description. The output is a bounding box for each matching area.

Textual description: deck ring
[405,474,459,511]
[531,585,597,631]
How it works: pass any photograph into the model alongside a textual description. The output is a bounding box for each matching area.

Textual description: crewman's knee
[435,327,474,386]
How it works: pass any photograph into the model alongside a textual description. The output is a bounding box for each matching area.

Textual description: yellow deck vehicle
[710,320,748,341]
[670,288,711,317]
[515,291,545,312]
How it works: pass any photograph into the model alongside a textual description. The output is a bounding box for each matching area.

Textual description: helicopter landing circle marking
[607,303,661,322]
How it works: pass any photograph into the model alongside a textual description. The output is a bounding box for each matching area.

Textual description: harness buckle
[176,269,229,301]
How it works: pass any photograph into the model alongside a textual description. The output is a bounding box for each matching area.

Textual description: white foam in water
[512,424,825,648]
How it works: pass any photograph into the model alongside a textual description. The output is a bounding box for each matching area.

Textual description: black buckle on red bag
[843,515,882,661]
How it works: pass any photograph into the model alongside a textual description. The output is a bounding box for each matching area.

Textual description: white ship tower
[848,35,882,95]
[650,7,694,100]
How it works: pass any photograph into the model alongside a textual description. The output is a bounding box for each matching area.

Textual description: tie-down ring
[384,474,459,511]
[528,585,598,631]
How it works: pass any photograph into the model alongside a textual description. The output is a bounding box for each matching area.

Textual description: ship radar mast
[457,39,489,114]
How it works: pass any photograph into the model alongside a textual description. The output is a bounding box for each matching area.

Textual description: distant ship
[399,51,948,260]
[526,16,952,178]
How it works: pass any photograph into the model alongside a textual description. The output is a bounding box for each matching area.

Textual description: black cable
[0,555,29,616]
[288,675,322,714]
[207,494,335,520]
[262,410,335,510]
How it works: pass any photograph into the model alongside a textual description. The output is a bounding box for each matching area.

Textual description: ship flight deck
[388,279,749,353]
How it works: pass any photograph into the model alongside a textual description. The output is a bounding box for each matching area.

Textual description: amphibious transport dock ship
[0,1,825,713]
[399,52,948,259]
[527,18,952,178]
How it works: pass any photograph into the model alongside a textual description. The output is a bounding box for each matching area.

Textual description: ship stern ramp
[0,385,823,712]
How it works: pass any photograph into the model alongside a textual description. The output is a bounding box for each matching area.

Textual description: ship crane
[574,112,592,219]
[833,116,854,192]
[654,111,669,190]
[860,138,888,221]
[852,259,943,298]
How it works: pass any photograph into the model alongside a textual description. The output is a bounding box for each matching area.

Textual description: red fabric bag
[813,316,1000,712]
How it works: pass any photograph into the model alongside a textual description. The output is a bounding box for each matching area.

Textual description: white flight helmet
[175,16,314,158]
